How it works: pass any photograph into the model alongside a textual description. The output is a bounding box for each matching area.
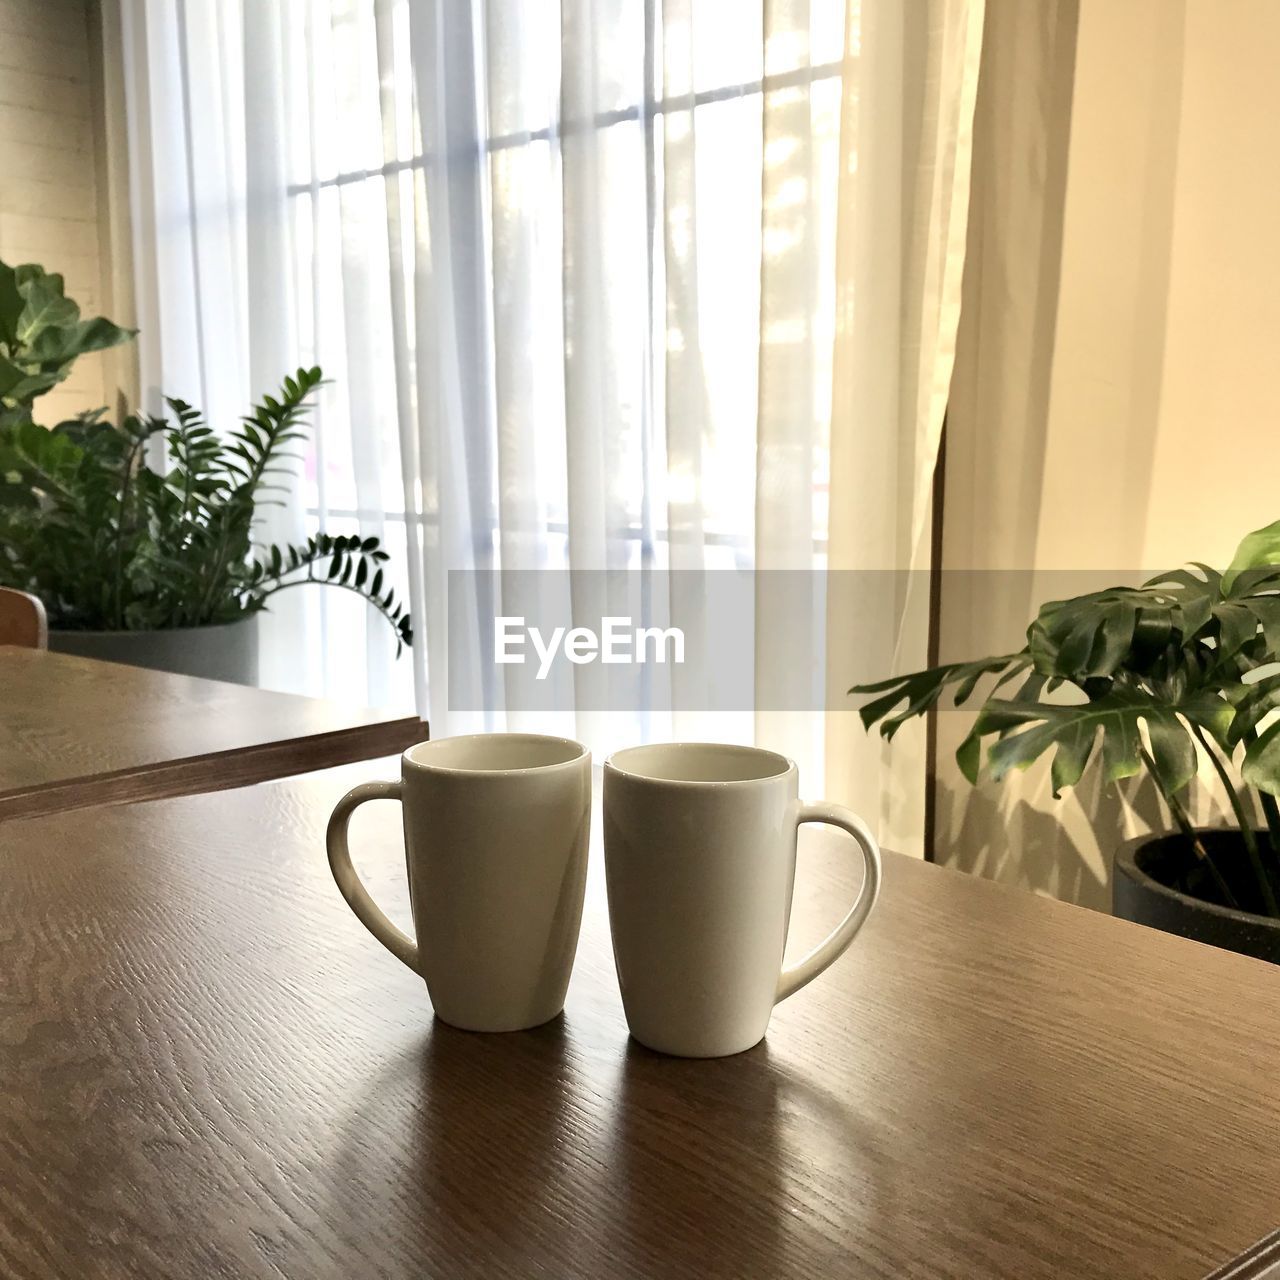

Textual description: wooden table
[0,647,426,821]
[2,765,1278,1279]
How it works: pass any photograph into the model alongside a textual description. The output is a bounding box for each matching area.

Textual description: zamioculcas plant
[0,365,413,652]
[851,521,1280,922]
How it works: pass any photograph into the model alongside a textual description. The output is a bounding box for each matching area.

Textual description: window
[273,0,846,716]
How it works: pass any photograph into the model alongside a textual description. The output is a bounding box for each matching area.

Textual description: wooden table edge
[0,716,427,823]
[1204,1227,1280,1279]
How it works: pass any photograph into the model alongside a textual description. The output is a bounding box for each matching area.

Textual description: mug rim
[404,732,590,776]
[603,741,796,787]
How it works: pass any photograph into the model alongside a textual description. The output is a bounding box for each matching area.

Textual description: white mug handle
[776,801,882,1003]
[326,779,420,974]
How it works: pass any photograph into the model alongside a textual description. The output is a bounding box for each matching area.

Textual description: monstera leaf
[957,689,1234,797]
[1223,520,1280,594]
[1026,588,1165,679]
[851,653,1030,741]
[1243,720,1280,797]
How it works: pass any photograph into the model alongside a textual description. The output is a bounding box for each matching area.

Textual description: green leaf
[1129,608,1175,667]
[1214,601,1260,659]
[15,278,78,345]
[0,263,24,344]
[1243,719,1280,797]
[955,724,982,784]
[979,693,1189,794]
[1242,596,1280,657]
[3,370,63,404]
[1027,590,1149,678]
[1050,722,1099,796]
[1102,712,1143,781]
[0,354,29,399]
[1226,566,1280,600]
[1224,520,1280,594]
[28,269,65,296]
[29,315,136,362]
[1145,714,1196,794]
[850,654,1026,740]
[1175,587,1215,637]
[1181,690,1236,745]
[1223,676,1280,748]
[1144,564,1220,594]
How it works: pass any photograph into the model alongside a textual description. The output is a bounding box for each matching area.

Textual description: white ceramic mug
[327,734,592,1032]
[603,742,881,1057]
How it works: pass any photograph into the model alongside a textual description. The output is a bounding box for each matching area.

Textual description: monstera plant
[0,258,411,679]
[852,521,1280,958]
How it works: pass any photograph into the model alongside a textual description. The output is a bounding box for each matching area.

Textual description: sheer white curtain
[117,0,982,836]
[824,0,986,846]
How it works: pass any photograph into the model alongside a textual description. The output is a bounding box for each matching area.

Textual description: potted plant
[851,522,1280,964]
[0,259,411,684]
[0,260,136,422]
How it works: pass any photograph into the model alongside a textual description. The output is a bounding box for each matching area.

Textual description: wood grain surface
[1,762,1278,1279]
[0,647,426,821]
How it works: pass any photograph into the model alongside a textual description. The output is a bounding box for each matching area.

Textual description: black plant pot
[1114,830,1280,965]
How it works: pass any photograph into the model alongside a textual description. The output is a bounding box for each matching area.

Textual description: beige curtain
[823,0,986,852]
[934,0,1089,892]
[937,0,1193,907]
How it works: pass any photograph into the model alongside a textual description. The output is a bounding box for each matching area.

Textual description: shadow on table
[591,1037,787,1276]
[329,1014,895,1278]
[594,1037,892,1277]
[329,1013,578,1276]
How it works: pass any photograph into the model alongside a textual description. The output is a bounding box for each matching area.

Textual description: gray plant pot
[48,617,260,687]
[1114,830,1280,965]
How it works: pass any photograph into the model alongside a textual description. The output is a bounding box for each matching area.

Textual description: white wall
[0,0,126,423]
[937,0,1280,909]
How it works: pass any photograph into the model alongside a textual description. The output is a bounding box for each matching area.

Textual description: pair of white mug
[327,734,881,1058]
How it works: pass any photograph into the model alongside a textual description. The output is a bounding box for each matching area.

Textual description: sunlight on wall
[938,0,1280,910]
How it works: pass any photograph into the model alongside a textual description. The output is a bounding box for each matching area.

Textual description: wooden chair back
[0,588,48,649]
